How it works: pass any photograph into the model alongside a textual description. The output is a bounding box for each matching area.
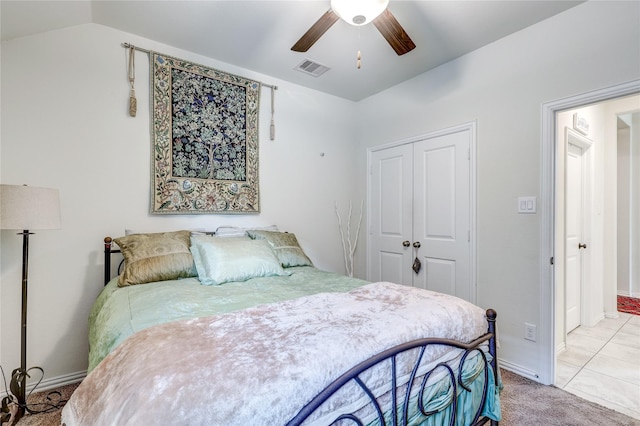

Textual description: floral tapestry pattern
[151,53,260,214]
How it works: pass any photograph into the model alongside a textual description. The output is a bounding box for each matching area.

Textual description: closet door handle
[413,241,421,248]
[402,241,411,247]
[578,243,587,249]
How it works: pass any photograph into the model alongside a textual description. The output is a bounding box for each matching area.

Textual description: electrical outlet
[525,323,537,342]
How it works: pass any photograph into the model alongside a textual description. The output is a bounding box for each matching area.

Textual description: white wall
[1,0,639,387]
[618,124,631,295]
[555,105,605,344]
[0,2,3,368]
[607,103,640,304]
[355,1,640,380]
[633,113,640,297]
[0,23,359,385]
[624,111,640,298]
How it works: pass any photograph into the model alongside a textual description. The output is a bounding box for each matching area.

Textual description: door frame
[539,79,640,385]
[366,121,477,300]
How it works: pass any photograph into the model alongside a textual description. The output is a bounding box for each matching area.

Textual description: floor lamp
[0,184,61,425]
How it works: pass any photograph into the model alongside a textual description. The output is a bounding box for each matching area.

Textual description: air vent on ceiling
[294,59,330,77]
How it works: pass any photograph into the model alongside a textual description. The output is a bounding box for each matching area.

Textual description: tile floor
[556,311,640,420]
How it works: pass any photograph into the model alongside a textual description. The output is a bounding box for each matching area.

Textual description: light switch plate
[518,196,536,214]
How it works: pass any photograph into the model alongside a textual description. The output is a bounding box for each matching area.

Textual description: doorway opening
[540,80,639,416]
[554,94,640,359]
[539,80,640,386]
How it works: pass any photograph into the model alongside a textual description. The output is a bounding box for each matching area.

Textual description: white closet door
[369,144,413,285]
[413,129,471,301]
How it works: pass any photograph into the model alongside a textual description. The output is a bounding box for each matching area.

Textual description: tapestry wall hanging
[150,52,260,214]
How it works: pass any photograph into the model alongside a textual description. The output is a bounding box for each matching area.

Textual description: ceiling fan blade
[373,9,416,56]
[291,10,340,52]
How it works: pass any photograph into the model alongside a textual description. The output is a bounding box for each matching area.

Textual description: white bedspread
[61,282,488,426]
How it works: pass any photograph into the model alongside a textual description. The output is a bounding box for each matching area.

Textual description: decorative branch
[335,200,364,277]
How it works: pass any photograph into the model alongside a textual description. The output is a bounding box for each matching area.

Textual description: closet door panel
[369,144,413,285]
[413,130,471,301]
[423,257,456,296]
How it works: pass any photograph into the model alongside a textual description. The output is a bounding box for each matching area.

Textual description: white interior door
[413,130,471,301]
[369,144,413,285]
[565,128,592,333]
[566,143,583,332]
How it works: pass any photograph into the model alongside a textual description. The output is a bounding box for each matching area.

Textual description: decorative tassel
[269,85,276,140]
[129,88,137,117]
[127,46,137,117]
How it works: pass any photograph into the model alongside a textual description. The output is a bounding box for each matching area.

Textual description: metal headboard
[103,237,123,286]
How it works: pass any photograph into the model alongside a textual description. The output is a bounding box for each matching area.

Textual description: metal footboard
[288,309,499,426]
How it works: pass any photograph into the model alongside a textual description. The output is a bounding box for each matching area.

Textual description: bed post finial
[104,237,113,286]
[486,308,497,323]
[485,308,499,392]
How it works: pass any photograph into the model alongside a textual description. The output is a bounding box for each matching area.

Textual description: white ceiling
[1,0,583,101]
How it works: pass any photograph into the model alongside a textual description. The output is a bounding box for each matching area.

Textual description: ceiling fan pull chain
[127,45,137,117]
[269,85,276,140]
[356,27,362,69]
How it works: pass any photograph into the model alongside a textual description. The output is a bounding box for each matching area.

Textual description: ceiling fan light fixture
[330,0,390,26]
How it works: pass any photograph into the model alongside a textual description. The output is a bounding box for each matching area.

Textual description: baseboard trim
[27,371,85,393]
[498,359,542,383]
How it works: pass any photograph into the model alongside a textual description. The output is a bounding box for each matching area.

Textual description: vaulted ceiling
[1,1,583,101]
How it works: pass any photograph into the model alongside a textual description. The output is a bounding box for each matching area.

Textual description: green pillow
[246,230,313,268]
[190,235,288,285]
[114,230,195,286]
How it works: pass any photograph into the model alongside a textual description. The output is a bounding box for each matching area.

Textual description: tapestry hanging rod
[121,42,278,90]
[122,42,278,140]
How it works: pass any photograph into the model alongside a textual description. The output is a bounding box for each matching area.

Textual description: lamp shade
[331,0,389,26]
[0,184,61,230]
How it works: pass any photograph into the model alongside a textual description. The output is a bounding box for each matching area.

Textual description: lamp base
[0,401,17,425]
[1,367,27,425]
[0,366,67,425]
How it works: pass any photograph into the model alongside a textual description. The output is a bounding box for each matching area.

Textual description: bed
[61,229,500,425]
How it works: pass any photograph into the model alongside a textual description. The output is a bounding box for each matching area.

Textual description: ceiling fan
[291,0,416,56]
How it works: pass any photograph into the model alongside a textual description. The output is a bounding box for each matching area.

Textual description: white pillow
[190,235,288,285]
[124,228,206,235]
[214,225,278,238]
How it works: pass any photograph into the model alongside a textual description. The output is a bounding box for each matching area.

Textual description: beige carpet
[499,369,639,425]
[12,382,78,426]
[13,369,640,425]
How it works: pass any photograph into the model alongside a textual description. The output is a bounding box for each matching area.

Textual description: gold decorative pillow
[114,230,195,286]
[246,230,313,268]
